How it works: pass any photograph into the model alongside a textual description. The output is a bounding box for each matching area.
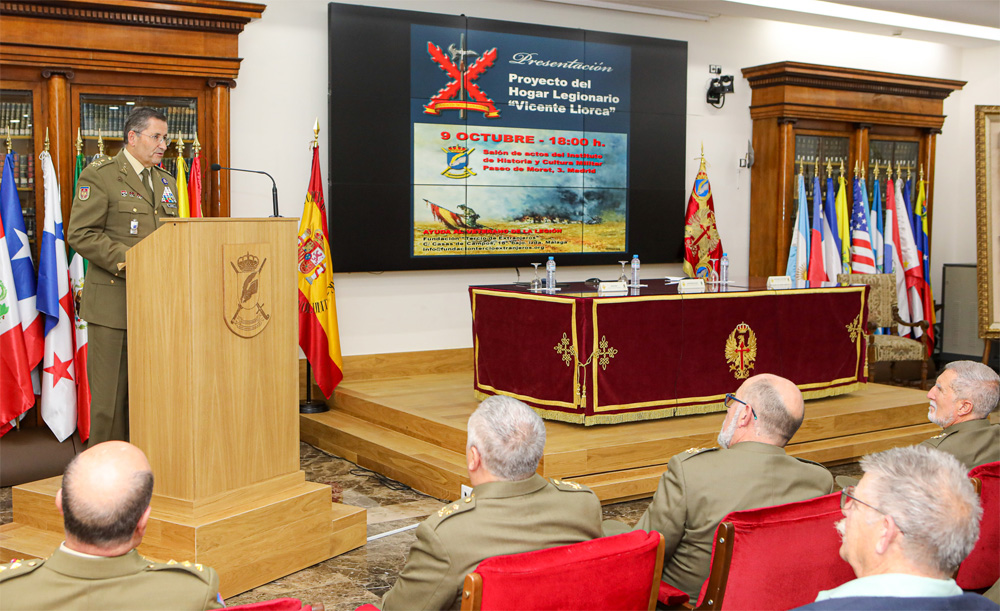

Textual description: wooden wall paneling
[42,70,73,224]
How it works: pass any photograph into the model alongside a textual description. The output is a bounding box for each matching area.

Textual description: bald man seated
[0,441,223,610]
[604,373,835,600]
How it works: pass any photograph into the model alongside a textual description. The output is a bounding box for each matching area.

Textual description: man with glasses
[920,360,999,469]
[603,373,834,600]
[68,107,179,444]
[799,445,992,609]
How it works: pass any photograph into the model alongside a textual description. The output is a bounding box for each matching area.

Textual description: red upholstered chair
[658,492,855,610]
[459,530,665,611]
[228,598,323,611]
[957,461,1000,591]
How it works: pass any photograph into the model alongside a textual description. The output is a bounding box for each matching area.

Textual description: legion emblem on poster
[441,146,476,179]
[725,322,757,380]
[224,244,271,338]
[424,34,500,119]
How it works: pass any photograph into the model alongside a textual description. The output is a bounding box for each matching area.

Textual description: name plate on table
[678,278,706,294]
[598,280,628,295]
[766,275,793,290]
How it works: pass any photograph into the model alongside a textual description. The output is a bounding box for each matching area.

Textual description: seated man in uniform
[0,441,222,610]
[800,445,993,609]
[921,360,999,469]
[381,395,603,611]
[604,373,834,600]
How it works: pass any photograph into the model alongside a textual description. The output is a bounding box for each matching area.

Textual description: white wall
[231,0,998,356]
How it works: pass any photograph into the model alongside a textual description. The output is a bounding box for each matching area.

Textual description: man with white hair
[921,360,1000,469]
[603,373,834,600]
[800,445,994,609]
[381,395,602,611]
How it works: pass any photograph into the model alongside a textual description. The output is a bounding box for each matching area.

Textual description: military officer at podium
[0,441,222,610]
[381,395,603,611]
[921,360,1000,469]
[67,107,179,445]
[603,373,835,600]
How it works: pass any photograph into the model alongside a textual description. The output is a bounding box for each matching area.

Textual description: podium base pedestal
[0,473,366,598]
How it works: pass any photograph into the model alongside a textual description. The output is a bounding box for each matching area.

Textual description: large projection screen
[329,3,687,272]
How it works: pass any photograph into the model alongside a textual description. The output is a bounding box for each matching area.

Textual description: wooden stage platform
[301,349,940,503]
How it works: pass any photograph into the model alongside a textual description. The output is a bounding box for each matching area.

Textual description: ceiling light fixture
[539,0,712,22]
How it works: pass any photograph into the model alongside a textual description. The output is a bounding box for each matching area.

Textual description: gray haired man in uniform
[0,441,222,610]
[921,360,999,469]
[381,395,603,611]
[604,373,834,600]
[68,107,179,444]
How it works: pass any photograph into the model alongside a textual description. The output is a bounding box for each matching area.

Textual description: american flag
[850,192,877,274]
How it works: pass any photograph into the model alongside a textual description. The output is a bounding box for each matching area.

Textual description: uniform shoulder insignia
[145,559,214,584]
[678,447,717,461]
[87,156,113,170]
[931,433,947,439]
[550,477,590,492]
[794,456,827,469]
[0,558,45,582]
[430,495,476,525]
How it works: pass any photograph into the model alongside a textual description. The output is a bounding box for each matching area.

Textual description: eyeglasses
[840,485,905,534]
[137,131,169,145]
[724,393,757,420]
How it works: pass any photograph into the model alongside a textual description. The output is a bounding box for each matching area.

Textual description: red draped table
[470,281,869,425]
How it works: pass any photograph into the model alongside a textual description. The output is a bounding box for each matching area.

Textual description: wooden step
[301,409,469,501]
[0,523,62,562]
[789,422,942,464]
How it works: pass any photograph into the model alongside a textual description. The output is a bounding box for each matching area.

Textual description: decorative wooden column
[742,61,964,280]
[208,79,235,217]
[42,69,73,221]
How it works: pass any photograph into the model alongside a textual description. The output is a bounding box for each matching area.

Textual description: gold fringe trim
[674,402,727,417]
[583,406,678,425]
[474,389,586,424]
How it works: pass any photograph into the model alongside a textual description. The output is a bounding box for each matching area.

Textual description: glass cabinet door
[1,89,38,259]
[78,94,199,180]
[794,134,850,226]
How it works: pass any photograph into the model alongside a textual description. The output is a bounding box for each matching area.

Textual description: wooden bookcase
[0,0,265,256]
[741,61,965,280]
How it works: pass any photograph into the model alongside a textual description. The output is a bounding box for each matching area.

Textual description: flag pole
[300,118,330,414]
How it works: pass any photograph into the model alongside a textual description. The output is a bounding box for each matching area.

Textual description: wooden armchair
[957,461,999,592]
[837,273,930,389]
[657,493,855,610]
[460,530,664,611]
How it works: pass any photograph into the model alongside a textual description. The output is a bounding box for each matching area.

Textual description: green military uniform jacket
[610,441,834,600]
[0,547,222,610]
[920,419,1000,469]
[381,474,603,611]
[67,149,179,329]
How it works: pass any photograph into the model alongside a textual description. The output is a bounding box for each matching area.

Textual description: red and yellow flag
[683,154,723,278]
[297,145,343,397]
[188,152,203,218]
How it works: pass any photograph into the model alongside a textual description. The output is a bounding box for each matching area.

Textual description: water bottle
[546,256,556,290]
[630,254,640,286]
[720,252,729,285]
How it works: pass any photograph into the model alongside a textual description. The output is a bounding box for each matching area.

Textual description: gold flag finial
[97,132,105,156]
[798,157,804,176]
[44,127,50,152]
[814,156,819,178]
[873,161,880,180]
[825,158,832,180]
[313,118,320,149]
[919,163,924,181]
[906,164,911,181]
[839,158,845,177]
[4,127,10,155]
[75,127,83,155]
[176,135,185,158]
[192,133,201,156]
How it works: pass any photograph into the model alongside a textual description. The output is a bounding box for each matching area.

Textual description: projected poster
[412,27,629,257]
[328,4,686,272]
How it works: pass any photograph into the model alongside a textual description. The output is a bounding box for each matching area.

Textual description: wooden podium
[0,218,366,597]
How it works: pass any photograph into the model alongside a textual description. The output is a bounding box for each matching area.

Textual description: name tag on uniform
[130,219,139,235]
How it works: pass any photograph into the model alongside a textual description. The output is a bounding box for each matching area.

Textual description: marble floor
[0,442,863,611]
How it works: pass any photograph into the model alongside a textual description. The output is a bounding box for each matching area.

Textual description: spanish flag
[297,144,343,397]
[682,153,723,279]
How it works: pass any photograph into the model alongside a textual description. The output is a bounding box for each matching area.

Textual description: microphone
[211,163,280,217]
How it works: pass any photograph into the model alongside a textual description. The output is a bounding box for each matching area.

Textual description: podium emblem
[224,244,271,338]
